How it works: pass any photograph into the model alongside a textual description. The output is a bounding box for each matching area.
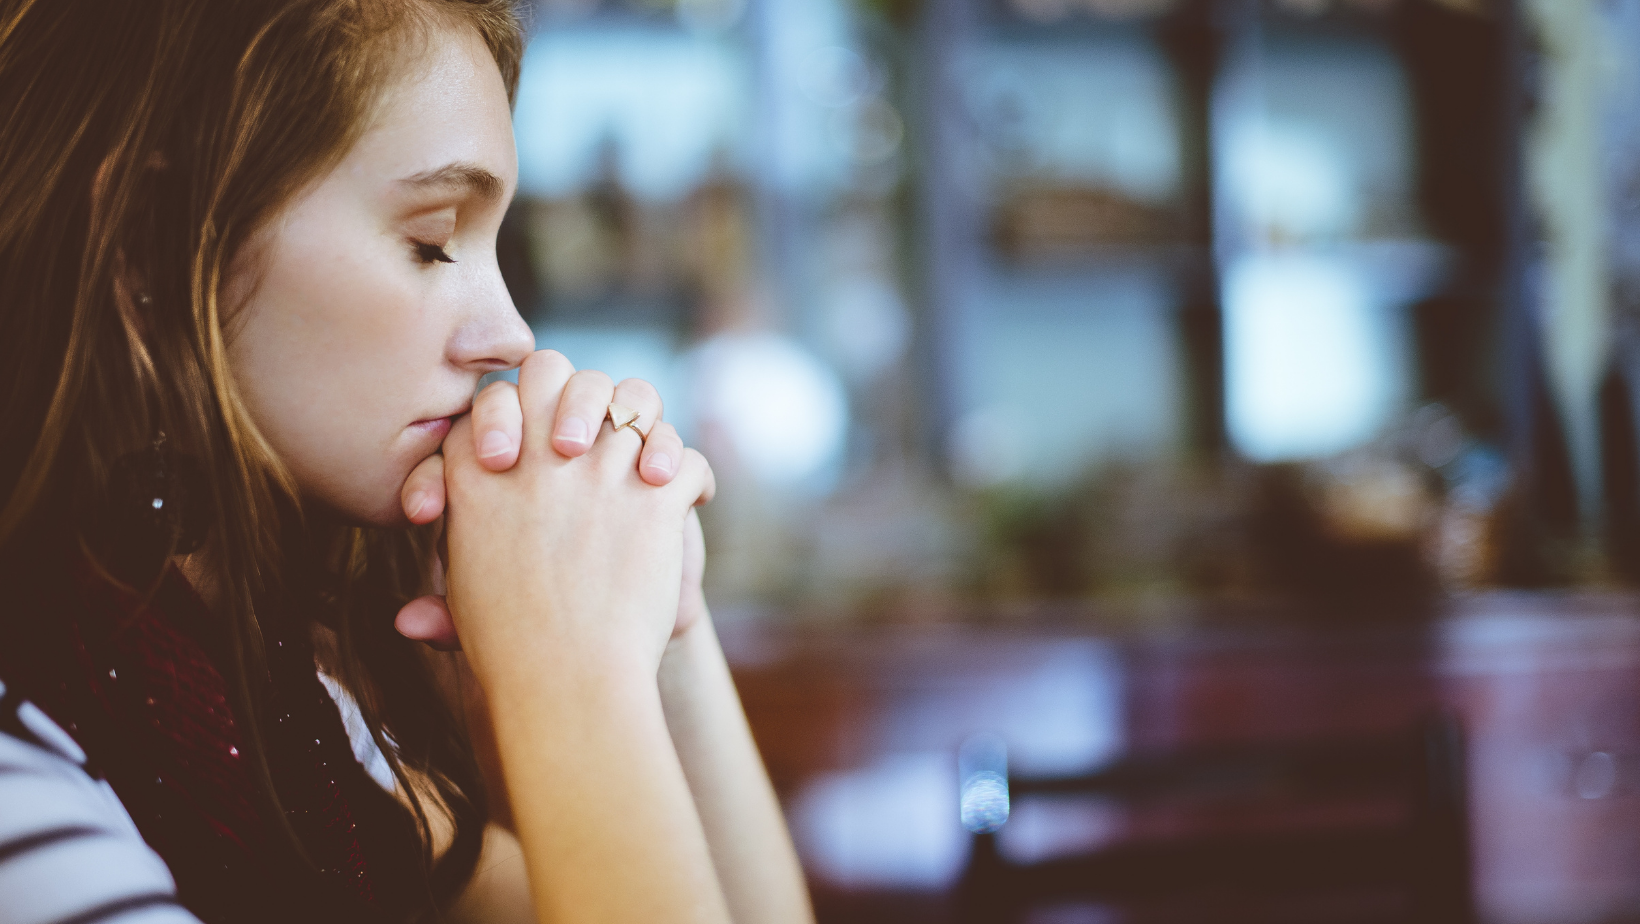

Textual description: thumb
[395,594,462,652]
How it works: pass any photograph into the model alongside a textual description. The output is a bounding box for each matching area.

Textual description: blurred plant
[1244,461,1440,621]
[965,461,1253,609]
[952,403,1583,625]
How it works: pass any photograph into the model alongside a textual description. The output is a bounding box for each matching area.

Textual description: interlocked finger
[517,349,575,460]
[673,447,717,507]
[401,451,446,525]
[471,380,522,471]
[551,368,615,458]
[484,352,681,487]
[638,420,685,486]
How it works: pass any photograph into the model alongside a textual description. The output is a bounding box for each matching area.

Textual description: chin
[312,496,411,530]
[365,480,420,528]
[361,504,415,529]
[311,474,417,529]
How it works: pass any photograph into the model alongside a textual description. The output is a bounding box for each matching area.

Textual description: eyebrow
[395,162,506,202]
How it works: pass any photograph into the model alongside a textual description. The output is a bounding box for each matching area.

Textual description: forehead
[344,24,518,195]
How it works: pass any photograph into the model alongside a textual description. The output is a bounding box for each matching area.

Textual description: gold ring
[606,403,647,443]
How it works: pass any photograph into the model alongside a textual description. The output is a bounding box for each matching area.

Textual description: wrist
[665,593,711,651]
[466,620,661,704]
[658,605,721,702]
[668,587,710,643]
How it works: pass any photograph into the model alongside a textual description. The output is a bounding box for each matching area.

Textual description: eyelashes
[413,241,456,265]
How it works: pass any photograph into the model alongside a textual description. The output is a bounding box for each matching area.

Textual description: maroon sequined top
[1,563,430,924]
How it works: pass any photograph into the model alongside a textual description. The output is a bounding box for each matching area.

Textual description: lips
[412,400,472,430]
[408,400,469,444]
[408,416,453,441]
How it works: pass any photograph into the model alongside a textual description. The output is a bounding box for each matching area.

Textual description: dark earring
[98,431,211,584]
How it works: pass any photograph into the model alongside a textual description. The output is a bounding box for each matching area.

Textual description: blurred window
[1218,29,1442,462]
[935,20,1193,486]
[515,29,748,201]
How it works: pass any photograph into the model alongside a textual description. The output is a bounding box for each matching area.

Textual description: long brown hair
[0,0,523,911]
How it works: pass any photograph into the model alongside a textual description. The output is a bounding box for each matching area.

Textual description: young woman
[0,1,811,922]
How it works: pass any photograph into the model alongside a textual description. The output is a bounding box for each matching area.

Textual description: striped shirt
[0,678,200,924]
[0,676,394,924]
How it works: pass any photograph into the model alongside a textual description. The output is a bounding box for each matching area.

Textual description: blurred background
[496,0,1640,920]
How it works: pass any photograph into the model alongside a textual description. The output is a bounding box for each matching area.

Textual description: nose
[449,262,535,373]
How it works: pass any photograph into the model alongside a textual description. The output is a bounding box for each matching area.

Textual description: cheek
[226,228,445,518]
[236,249,416,414]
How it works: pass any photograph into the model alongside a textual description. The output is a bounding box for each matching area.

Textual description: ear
[105,236,169,358]
[111,248,151,337]
[94,151,167,337]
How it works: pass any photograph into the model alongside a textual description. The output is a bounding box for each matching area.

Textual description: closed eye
[413,241,456,265]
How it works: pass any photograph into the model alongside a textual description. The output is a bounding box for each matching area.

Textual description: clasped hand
[390,349,714,678]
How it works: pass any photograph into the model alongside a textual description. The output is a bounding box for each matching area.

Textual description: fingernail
[479,430,513,459]
[557,417,589,446]
[645,452,674,478]
[406,491,428,520]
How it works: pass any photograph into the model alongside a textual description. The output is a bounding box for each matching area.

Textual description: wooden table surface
[723,593,1640,924]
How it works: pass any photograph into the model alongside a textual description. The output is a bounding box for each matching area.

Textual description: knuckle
[518,351,573,400]
[673,451,707,486]
[619,377,661,405]
[408,459,443,485]
[571,368,614,393]
[474,382,519,415]
[525,349,573,373]
[477,378,515,399]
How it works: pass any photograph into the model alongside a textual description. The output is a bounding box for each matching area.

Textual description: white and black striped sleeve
[0,680,201,924]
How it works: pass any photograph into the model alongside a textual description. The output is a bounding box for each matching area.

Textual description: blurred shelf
[982,242,1211,279]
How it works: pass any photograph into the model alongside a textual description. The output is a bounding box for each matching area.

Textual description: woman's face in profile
[225,24,534,526]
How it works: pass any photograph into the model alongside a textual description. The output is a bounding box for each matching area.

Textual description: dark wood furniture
[955,717,1474,924]
[725,593,1640,924]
